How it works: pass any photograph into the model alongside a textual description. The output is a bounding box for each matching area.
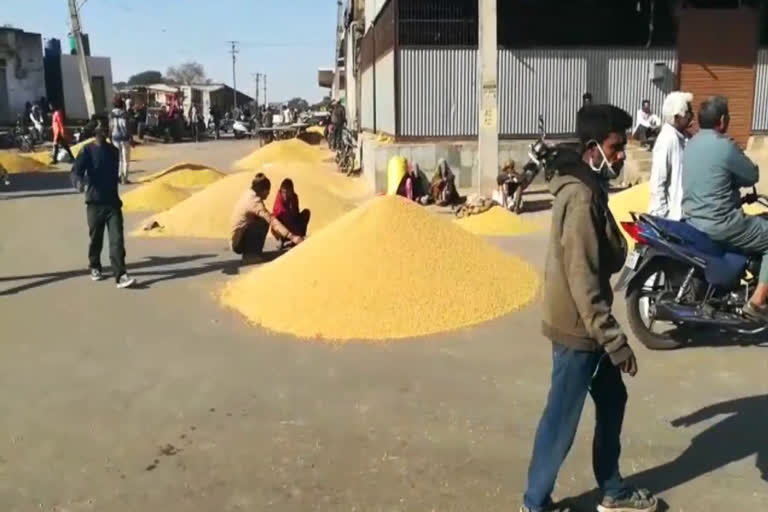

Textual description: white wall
[0,31,46,123]
[375,50,395,135]
[59,55,113,120]
[364,0,388,27]
[345,34,358,129]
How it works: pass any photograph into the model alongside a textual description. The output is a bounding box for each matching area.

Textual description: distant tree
[127,70,164,85]
[286,97,310,112]
[166,62,208,85]
[310,96,332,111]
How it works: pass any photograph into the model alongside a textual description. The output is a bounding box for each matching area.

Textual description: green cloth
[681,129,759,237]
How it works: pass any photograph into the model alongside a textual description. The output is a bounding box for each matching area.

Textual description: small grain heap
[136,163,224,187]
[137,170,353,238]
[0,152,49,173]
[455,206,542,236]
[221,195,539,341]
[121,182,191,213]
[233,139,325,170]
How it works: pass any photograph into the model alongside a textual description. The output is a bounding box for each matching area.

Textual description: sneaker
[743,302,768,324]
[116,274,136,289]
[597,489,657,512]
[90,268,103,281]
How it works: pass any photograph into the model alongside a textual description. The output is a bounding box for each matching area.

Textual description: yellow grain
[220,195,538,341]
[454,206,542,236]
[136,162,224,188]
[121,182,191,213]
[136,169,353,239]
[0,151,49,173]
[233,139,326,170]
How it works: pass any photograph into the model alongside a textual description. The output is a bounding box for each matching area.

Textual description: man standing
[633,100,661,147]
[521,104,657,512]
[682,96,768,322]
[51,106,75,164]
[209,102,222,139]
[109,97,131,184]
[71,122,136,289]
[648,91,693,220]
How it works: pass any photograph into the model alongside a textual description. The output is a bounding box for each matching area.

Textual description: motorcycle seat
[644,215,748,287]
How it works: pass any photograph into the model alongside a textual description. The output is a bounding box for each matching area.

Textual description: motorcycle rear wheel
[626,259,686,350]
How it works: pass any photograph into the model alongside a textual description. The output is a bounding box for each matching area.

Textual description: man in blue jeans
[521,105,657,512]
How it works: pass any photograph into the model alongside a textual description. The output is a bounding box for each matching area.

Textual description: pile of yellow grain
[0,151,49,173]
[220,195,539,341]
[234,139,325,170]
[136,162,224,187]
[455,206,542,236]
[306,125,324,135]
[70,137,94,157]
[122,182,191,213]
[137,169,353,239]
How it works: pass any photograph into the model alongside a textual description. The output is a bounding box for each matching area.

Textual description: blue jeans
[523,342,629,511]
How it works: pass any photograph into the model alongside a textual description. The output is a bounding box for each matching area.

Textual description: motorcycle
[504,115,558,212]
[335,127,357,176]
[12,117,35,153]
[615,188,768,350]
[233,114,258,140]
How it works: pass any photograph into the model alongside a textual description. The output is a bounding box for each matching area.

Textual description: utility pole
[263,74,267,107]
[228,41,239,109]
[253,73,261,107]
[477,0,498,192]
[67,0,95,118]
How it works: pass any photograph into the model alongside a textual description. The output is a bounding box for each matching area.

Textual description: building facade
[0,28,46,124]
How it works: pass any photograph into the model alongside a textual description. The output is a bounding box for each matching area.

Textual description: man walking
[71,121,136,289]
[520,104,657,512]
[109,97,131,184]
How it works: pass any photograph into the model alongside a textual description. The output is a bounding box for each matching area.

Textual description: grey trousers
[712,215,768,283]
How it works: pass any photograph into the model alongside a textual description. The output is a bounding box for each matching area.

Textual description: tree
[166,62,208,85]
[127,70,164,86]
[310,96,332,111]
[286,97,310,112]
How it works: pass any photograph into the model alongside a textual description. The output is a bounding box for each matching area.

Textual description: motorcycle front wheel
[626,258,690,350]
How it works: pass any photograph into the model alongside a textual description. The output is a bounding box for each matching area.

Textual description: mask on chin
[587,140,622,181]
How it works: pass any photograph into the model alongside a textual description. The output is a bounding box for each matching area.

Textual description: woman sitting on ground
[429,159,460,206]
[230,173,303,259]
[272,178,311,245]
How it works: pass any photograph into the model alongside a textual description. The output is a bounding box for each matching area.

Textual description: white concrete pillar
[478,0,498,192]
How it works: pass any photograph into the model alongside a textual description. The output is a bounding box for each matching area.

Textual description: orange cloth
[52,110,66,142]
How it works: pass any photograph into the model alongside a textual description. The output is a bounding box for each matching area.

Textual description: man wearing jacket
[71,122,136,289]
[520,105,657,512]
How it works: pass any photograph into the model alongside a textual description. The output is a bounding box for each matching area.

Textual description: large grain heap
[122,182,191,213]
[136,163,224,187]
[234,139,326,170]
[455,206,542,236]
[221,195,539,341]
[137,170,353,238]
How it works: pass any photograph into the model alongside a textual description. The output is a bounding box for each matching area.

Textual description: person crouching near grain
[230,173,304,261]
[272,178,311,248]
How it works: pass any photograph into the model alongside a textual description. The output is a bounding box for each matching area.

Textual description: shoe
[90,268,103,281]
[116,274,136,289]
[743,302,768,324]
[597,489,657,512]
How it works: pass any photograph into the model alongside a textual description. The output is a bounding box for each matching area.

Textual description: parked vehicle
[506,115,558,213]
[615,188,768,350]
[335,127,357,175]
[12,116,35,153]
[233,114,257,140]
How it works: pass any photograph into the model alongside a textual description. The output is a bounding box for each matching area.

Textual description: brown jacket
[541,151,632,365]
[230,189,291,249]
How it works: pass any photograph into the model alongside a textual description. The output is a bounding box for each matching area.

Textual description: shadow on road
[1,190,79,200]
[0,254,216,295]
[559,394,767,511]
[1,171,74,194]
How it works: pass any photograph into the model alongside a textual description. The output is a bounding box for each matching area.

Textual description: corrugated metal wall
[361,66,374,131]
[399,48,478,137]
[498,48,678,135]
[753,49,768,132]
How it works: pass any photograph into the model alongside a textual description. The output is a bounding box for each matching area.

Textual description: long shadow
[522,198,553,213]
[0,254,216,295]
[560,394,768,511]
[0,190,79,200]
[2,171,74,193]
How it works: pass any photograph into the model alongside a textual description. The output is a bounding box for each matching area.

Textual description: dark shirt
[71,141,122,206]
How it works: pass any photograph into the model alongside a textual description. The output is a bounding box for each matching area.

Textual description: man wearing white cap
[648,91,694,220]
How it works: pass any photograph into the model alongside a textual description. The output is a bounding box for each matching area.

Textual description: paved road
[1,140,766,511]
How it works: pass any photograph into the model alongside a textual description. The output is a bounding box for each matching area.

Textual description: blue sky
[3,0,338,102]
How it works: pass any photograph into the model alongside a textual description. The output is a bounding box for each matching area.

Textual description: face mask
[587,140,621,181]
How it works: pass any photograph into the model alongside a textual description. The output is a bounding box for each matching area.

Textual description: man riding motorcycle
[681,95,768,322]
